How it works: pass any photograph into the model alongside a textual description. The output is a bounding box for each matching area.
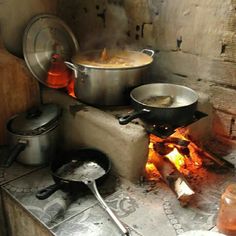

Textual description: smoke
[103,4,129,48]
[82,3,129,50]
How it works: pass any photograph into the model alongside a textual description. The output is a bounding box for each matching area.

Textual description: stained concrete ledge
[42,88,149,182]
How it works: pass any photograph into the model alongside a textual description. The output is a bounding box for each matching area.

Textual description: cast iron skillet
[118,83,198,126]
[36,148,110,199]
[36,148,129,236]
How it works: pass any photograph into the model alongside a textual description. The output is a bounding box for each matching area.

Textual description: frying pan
[118,83,198,126]
[36,148,129,236]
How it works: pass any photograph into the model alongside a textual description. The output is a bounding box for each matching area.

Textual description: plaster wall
[58,0,236,145]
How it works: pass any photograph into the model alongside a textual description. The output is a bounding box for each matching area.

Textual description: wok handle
[86,181,130,236]
[36,183,63,200]
[118,109,151,125]
[4,141,27,167]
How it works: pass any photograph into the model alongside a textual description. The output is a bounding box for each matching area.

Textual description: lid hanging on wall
[23,14,79,88]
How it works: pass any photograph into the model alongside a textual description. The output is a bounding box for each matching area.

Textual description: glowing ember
[145,162,160,180]
[145,129,204,179]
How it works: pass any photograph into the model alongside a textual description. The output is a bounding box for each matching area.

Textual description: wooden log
[162,137,190,147]
[190,142,234,169]
[154,142,190,156]
[154,143,173,156]
[151,150,195,206]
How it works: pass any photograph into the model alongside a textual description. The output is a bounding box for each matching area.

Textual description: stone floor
[1,140,236,236]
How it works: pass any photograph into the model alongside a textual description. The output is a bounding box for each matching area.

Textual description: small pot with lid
[4,103,62,167]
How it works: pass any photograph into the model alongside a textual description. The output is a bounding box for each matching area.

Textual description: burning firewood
[146,131,234,207]
[154,143,173,156]
[154,142,190,157]
[189,142,234,169]
[150,149,195,206]
[162,137,190,147]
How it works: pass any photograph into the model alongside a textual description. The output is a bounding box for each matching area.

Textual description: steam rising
[82,4,129,50]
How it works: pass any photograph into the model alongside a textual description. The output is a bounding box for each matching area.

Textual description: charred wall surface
[58,0,236,146]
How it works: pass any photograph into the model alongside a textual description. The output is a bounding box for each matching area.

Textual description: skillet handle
[118,109,150,125]
[4,141,27,167]
[87,181,130,236]
[36,183,63,200]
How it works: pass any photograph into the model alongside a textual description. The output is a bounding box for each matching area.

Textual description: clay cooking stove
[43,88,235,208]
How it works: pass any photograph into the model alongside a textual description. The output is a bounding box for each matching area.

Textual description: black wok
[118,83,198,126]
[36,148,129,236]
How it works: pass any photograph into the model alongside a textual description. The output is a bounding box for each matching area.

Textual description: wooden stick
[151,150,195,206]
[190,142,234,169]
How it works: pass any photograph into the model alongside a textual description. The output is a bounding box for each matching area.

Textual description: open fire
[145,128,234,205]
[146,129,203,179]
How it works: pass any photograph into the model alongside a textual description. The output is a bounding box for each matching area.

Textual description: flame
[66,78,76,98]
[145,128,203,179]
[166,147,185,171]
[145,142,161,180]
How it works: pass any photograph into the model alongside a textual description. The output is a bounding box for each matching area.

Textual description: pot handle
[36,182,64,200]
[4,141,27,167]
[141,49,155,57]
[65,61,88,82]
[64,61,78,78]
[118,109,151,125]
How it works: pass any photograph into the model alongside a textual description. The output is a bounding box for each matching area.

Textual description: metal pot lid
[23,14,79,87]
[8,104,62,135]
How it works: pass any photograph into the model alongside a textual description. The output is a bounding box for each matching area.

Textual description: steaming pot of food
[65,48,154,106]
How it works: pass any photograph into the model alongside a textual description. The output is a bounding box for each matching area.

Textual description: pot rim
[71,49,154,70]
[7,120,59,137]
[6,103,61,136]
[130,83,199,109]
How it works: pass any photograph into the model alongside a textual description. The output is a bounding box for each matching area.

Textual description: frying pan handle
[36,183,64,200]
[87,181,130,236]
[4,141,27,167]
[118,109,151,125]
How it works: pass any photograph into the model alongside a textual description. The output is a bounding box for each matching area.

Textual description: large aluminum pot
[5,104,62,167]
[65,49,154,106]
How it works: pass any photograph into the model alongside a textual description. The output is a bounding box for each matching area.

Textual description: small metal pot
[5,104,62,167]
[65,49,154,106]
